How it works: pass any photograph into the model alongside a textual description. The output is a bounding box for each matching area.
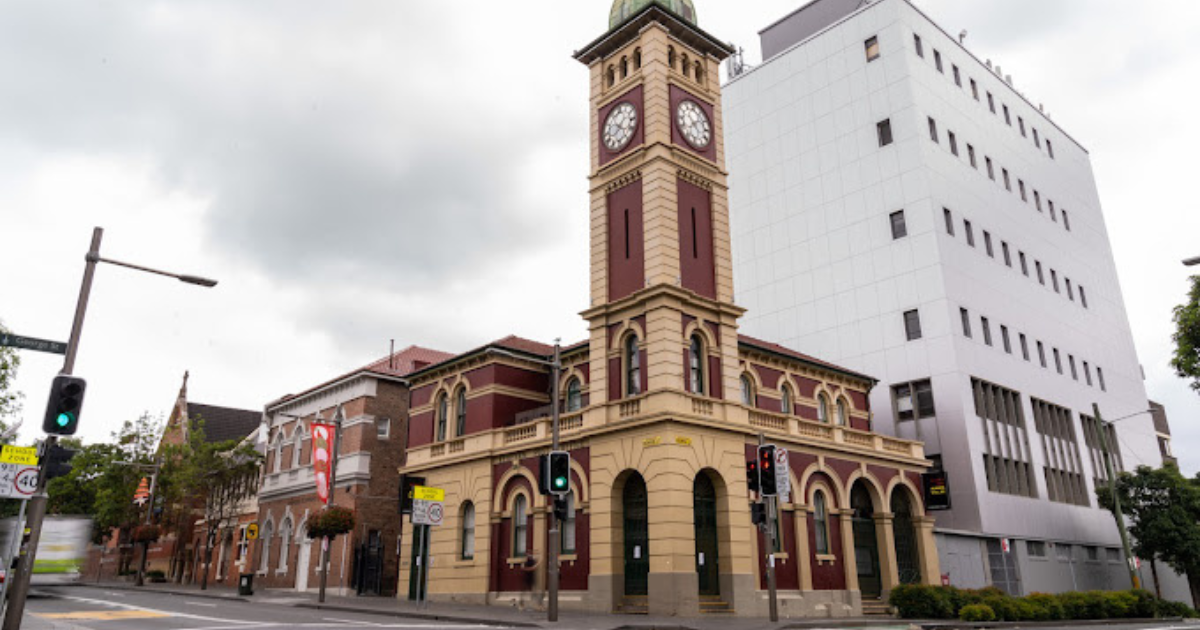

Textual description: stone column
[645,458,700,617]
[914,516,941,586]
[839,511,859,592]
[794,506,813,591]
[874,512,899,593]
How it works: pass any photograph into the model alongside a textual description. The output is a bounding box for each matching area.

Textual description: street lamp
[2,227,216,630]
[1184,256,1200,267]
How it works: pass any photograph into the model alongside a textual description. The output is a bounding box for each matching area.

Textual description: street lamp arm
[1107,408,1155,424]
[96,255,218,287]
[1184,256,1200,267]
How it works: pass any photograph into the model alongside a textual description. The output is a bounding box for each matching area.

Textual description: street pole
[317,405,342,603]
[2,228,102,630]
[135,457,161,587]
[548,342,561,623]
[1093,403,1141,590]
[757,433,779,622]
[0,501,27,616]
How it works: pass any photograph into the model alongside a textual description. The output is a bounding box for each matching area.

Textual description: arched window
[606,65,615,87]
[272,431,284,473]
[291,424,304,468]
[258,521,274,574]
[696,65,704,85]
[278,518,292,571]
[837,399,848,426]
[512,494,528,558]
[620,56,628,79]
[633,48,642,70]
[436,394,448,442]
[455,388,467,438]
[689,334,705,395]
[813,491,830,554]
[561,491,577,554]
[818,394,830,424]
[681,54,690,76]
[781,385,792,415]
[566,378,582,412]
[741,374,754,406]
[668,46,676,69]
[461,502,476,560]
[625,335,641,397]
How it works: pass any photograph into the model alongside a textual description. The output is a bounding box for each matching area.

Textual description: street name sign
[0,333,67,356]
[0,446,38,466]
[0,463,39,499]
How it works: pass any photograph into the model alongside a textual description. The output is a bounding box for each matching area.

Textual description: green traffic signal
[56,412,74,428]
[554,477,567,489]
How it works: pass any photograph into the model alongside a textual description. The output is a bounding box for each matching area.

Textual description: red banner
[312,423,335,504]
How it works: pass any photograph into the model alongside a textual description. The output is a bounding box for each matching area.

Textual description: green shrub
[960,604,996,622]
[888,584,954,619]
[1130,589,1158,618]
[1024,593,1064,621]
[1156,599,1199,619]
[1102,590,1138,618]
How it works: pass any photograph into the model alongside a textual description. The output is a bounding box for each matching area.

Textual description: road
[21,585,500,630]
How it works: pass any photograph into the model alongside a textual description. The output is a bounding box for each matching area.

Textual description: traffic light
[552,496,570,522]
[746,460,759,494]
[757,444,777,496]
[42,443,76,481]
[751,501,767,526]
[537,454,551,495]
[42,375,86,435]
[548,451,571,496]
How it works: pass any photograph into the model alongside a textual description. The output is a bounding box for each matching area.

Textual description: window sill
[815,554,836,566]
[454,558,476,567]
[561,553,578,562]
[506,556,529,566]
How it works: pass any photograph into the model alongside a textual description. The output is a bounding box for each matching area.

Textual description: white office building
[724,0,1187,598]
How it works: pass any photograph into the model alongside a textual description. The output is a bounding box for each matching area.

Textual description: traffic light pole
[758,434,779,623]
[2,228,101,630]
[1093,404,1141,590]
[548,342,561,623]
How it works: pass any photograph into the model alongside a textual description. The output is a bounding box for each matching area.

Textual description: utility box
[238,573,254,596]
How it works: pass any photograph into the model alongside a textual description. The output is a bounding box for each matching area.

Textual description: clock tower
[576,0,741,409]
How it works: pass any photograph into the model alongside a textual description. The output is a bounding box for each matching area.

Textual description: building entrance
[693,473,720,597]
[851,483,882,597]
[891,490,921,584]
[623,474,649,597]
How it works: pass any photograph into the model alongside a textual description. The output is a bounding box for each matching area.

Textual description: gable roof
[268,345,455,409]
[186,402,261,444]
[406,335,589,382]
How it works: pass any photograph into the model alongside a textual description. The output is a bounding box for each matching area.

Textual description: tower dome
[609,0,697,30]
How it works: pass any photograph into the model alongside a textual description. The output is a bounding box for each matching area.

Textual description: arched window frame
[291,424,305,468]
[633,48,642,70]
[689,334,705,395]
[436,393,449,442]
[836,398,848,426]
[460,501,476,560]
[813,490,831,555]
[625,334,641,397]
[258,521,274,574]
[278,518,293,572]
[561,491,577,555]
[818,394,830,424]
[454,387,467,438]
[512,494,529,558]
[668,46,677,69]
[620,56,629,79]
[781,385,793,415]
[740,373,755,406]
[272,431,284,474]
[606,65,615,87]
[566,378,582,412]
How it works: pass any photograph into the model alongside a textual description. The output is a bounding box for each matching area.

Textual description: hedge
[889,584,1196,621]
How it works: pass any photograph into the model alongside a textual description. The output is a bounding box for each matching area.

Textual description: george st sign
[0,333,66,356]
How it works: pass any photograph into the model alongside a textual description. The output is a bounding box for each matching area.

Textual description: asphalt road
[20,585,500,630]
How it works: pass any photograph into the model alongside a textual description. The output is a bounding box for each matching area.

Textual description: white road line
[49,593,260,625]
[185,600,220,607]
[322,618,381,626]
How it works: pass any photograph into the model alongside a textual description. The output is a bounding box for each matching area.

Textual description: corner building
[724,0,1188,599]
[397,0,939,617]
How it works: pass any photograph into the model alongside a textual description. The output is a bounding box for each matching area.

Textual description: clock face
[676,100,711,150]
[603,102,638,152]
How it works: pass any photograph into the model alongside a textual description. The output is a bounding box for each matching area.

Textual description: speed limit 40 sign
[0,463,39,499]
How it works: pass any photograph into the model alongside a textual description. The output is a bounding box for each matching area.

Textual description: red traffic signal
[757,445,777,496]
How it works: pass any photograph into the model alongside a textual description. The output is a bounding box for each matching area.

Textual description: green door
[891,492,921,585]
[693,473,720,596]
[407,525,429,601]
[623,474,649,596]
[851,484,882,597]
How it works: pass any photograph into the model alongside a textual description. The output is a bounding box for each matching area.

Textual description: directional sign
[774,447,791,503]
[0,333,67,355]
[0,463,39,499]
[0,446,38,466]
[246,523,259,541]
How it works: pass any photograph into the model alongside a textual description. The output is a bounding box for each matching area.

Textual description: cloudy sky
[2,0,1198,472]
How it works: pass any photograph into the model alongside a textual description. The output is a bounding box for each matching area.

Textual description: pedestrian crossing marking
[37,609,172,620]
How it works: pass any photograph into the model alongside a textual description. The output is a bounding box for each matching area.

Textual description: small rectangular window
[970,78,979,100]
[1054,348,1063,374]
[988,92,996,113]
[1066,278,1074,301]
[1001,325,1012,354]
[953,65,962,87]
[986,157,995,180]
[1020,252,1028,276]
[1019,180,1027,201]
[376,417,391,439]
[1019,117,1027,137]
[904,309,922,341]
[964,220,975,246]
[1063,210,1071,231]
[944,208,955,235]
[1038,341,1047,367]
[1033,128,1041,148]
[865,36,880,61]
[1034,190,1042,212]
[1047,139,1055,158]
[890,210,907,239]
[1051,269,1059,292]
[893,379,935,421]
[1028,541,1047,557]
[948,131,958,156]
[1004,104,1012,125]
[934,50,943,73]
[914,34,924,58]
[1084,361,1093,386]
[961,308,972,337]
[981,317,993,346]
[1098,367,1106,391]
[877,119,893,147]
[1107,548,1120,563]
[928,117,939,143]
[1003,169,1011,191]
[1020,334,1030,361]
[1080,286,1088,308]
[984,231,994,257]
[1036,261,1044,284]
[1086,546,1099,561]
[1069,355,1078,380]
[968,144,977,168]
[1002,242,1012,267]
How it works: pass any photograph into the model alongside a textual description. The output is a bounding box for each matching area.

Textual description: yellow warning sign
[412,486,444,502]
[0,446,37,466]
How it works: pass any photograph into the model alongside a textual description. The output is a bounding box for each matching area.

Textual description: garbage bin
[238,573,254,596]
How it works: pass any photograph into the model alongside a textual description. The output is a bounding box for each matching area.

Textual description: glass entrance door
[623,475,649,596]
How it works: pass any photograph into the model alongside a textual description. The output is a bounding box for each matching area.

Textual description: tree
[0,319,22,429]
[1172,275,1200,393]
[1097,464,1200,607]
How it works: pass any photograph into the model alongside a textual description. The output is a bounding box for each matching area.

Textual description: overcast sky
[2,0,1198,473]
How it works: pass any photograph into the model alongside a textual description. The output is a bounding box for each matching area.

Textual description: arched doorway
[623,473,649,597]
[851,482,882,597]
[693,472,720,597]
[891,488,921,585]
